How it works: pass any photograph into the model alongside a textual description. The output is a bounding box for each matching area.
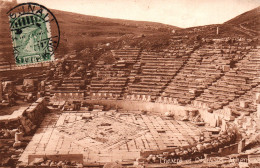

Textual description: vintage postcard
[0,0,260,167]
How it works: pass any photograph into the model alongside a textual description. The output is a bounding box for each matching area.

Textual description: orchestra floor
[18,110,212,164]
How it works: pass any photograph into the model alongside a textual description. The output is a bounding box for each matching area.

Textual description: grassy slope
[225,6,260,25]
[174,6,260,40]
[0,4,179,63]
[225,6,260,33]
[52,9,180,57]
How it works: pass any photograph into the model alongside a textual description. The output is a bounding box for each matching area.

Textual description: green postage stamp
[7,3,60,66]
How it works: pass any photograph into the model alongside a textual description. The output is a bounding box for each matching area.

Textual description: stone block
[240,101,250,108]
[256,93,260,102]
[221,119,228,132]
[255,119,260,130]
[257,104,260,118]
[31,157,44,165]
[209,116,217,127]
[238,139,245,153]
[248,154,260,164]
[13,141,22,148]
[15,132,23,142]
[222,65,230,72]
[216,107,234,121]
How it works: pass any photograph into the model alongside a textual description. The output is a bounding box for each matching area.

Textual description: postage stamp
[7,3,60,66]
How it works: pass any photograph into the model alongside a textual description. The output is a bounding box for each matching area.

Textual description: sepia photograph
[0,0,260,167]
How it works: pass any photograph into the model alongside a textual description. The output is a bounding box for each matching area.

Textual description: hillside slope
[0,2,259,66]
[52,9,179,57]
[0,2,179,63]
[225,6,260,34]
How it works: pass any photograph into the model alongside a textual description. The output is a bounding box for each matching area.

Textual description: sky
[18,0,260,28]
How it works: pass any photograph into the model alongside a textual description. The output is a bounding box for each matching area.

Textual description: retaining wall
[86,99,197,116]
[86,99,229,126]
[0,97,48,134]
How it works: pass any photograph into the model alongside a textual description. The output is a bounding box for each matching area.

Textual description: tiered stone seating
[221,84,260,116]
[194,46,260,111]
[49,77,85,101]
[111,48,140,64]
[57,77,83,90]
[126,45,194,100]
[161,41,258,105]
[88,39,258,106]
[90,48,141,99]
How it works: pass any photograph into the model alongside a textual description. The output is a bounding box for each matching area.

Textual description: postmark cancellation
[7,3,60,66]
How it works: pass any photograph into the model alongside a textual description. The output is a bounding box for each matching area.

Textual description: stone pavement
[19,111,205,164]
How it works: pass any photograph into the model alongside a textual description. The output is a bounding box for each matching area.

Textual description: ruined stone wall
[0,98,48,134]
[86,99,259,132]
[86,99,196,116]
[87,100,215,124]
[87,99,219,123]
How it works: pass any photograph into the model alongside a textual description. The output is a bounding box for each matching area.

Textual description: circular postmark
[6,2,60,65]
